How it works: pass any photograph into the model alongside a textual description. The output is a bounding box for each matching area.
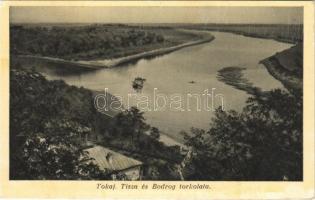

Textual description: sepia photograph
[9,5,304,182]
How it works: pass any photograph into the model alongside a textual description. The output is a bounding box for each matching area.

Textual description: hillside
[10,66,183,180]
[260,43,303,95]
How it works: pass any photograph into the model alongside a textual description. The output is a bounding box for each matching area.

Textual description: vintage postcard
[0,1,314,199]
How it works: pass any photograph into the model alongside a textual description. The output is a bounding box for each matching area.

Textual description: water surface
[17,31,292,142]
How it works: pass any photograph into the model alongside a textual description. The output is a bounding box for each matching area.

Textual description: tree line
[10,25,165,60]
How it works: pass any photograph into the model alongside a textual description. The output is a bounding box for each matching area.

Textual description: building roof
[84,145,142,172]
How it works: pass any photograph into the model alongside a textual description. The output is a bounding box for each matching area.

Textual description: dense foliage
[102,107,183,163]
[10,24,165,60]
[10,68,110,179]
[10,67,182,180]
[16,132,110,180]
[183,89,302,181]
[132,77,146,92]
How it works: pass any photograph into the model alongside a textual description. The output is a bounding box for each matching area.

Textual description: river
[16,31,292,143]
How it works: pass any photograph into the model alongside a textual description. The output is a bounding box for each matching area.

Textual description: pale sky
[10,7,303,24]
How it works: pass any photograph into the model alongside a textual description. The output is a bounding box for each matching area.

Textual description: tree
[9,68,110,180]
[113,107,149,146]
[150,127,160,140]
[156,35,164,43]
[183,89,302,181]
[13,132,109,180]
[132,77,146,93]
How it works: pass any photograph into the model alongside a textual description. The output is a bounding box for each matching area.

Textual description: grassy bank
[260,44,303,95]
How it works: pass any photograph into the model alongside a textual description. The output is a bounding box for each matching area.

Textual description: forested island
[10,24,214,68]
[11,24,168,60]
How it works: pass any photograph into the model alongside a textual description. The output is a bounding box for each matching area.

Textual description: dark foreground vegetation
[10,66,183,180]
[182,88,302,180]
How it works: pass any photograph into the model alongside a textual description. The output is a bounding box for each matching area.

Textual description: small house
[84,145,143,180]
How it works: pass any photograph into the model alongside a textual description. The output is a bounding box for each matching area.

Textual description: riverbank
[260,57,302,94]
[16,54,102,70]
[260,44,303,94]
[16,29,214,70]
[202,29,297,44]
[77,31,214,68]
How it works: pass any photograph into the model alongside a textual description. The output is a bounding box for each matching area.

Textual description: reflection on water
[13,31,292,142]
[12,56,96,76]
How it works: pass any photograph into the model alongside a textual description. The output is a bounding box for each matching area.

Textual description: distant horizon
[10,22,303,25]
[10,7,303,25]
